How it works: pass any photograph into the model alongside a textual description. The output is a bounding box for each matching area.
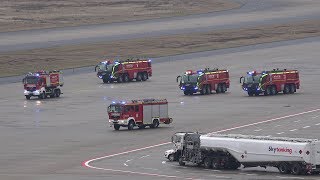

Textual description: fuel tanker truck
[165,132,320,175]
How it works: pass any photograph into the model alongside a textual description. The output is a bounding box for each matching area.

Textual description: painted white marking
[211,175,231,179]
[126,159,132,163]
[123,163,128,167]
[303,126,310,129]
[254,129,262,132]
[311,115,319,119]
[162,161,166,164]
[277,132,284,135]
[275,125,281,127]
[213,109,320,134]
[290,129,297,132]
[316,123,320,126]
[276,176,304,179]
[294,120,301,123]
[83,108,320,178]
[141,167,159,171]
[140,155,150,159]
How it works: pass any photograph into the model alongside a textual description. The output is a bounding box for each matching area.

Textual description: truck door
[134,105,142,122]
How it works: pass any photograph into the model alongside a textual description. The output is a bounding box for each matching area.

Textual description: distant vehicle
[95,59,152,83]
[22,70,63,100]
[240,69,300,96]
[107,99,173,130]
[176,68,230,95]
[167,132,320,175]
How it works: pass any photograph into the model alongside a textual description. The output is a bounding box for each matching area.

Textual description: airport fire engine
[95,59,152,83]
[240,69,300,96]
[176,68,230,95]
[22,70,64,100]
[165,132,320,175]
[107,99,173,130]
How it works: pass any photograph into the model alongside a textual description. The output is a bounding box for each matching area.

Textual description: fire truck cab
[107,99,173,130]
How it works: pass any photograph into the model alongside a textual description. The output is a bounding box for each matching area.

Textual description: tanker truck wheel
[271,85,277,95]
[216,84,222,94]
[278,162,290,174]
[168,154,175,162]
[178,157,185,166]
[264,86,271,96]
[204,158,212,169]
[221,83,227,93]
[206,85,211,94]
[291,163,303,175]
[114,124,120,130]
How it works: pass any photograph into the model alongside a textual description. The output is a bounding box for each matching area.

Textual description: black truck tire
[25,95,31,100]
[128,121,135,130]
[114,124,120,130]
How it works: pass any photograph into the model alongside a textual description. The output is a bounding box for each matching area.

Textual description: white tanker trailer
[165,132,320,175]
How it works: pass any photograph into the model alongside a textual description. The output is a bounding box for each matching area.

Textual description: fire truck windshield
[97,63,113,72]
[182,74,198,83]
[24,76,39,84]
[244,74,261,84]
[108,105,123,113]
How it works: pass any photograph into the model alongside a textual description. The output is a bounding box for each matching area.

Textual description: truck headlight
[24,90,28,94]
[98,75,103,79]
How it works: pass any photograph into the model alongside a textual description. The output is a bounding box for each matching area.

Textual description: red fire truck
[176,68,230,95]
[107,99,173,130]
[240,69,300,96]
[95,59,152,83]
[22,70,64,100]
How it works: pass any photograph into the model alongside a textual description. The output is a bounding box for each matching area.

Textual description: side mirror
[240,76,244,83]
[176,75,181,83]
[94,65,98,72]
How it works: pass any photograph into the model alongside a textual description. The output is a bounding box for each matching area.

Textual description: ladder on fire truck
[131,99,167,104]
[206,133,318,143]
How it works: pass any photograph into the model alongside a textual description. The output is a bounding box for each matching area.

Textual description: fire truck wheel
[179,157,185,166]
[221,84,227,93]
[291,163,303,175]
[150,119,159,128]
[212,158,223,169]
[128,121,135,130]
[278,162,290,174]
[168,154,175,162]
[124,74,129,82]
[103,78,109,83]
[283,85,290,94]
[142,72,148,81]
[216,84,222,94]
[136,73,142,81]
[264,86,271,96]
[271,85,277,95]
[289,84,296,94]
[117,75,123,83]
[55,89,61,97]
[114,124,120,130]
[25,95,31,100]
[206,85,211,94]
[39,92,46,99]
[204,157,212,169]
